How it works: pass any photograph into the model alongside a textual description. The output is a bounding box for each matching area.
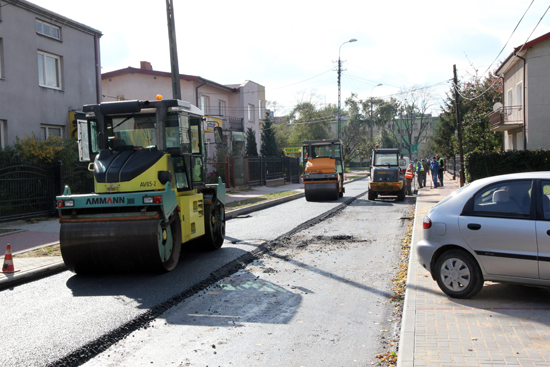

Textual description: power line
[454,4,550,102]
[481,0,534,77]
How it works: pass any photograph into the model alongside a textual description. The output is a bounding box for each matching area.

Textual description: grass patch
[0,228,18,235]
[12,194,301,258]
[226,190,300,211]
[15,244,61,258]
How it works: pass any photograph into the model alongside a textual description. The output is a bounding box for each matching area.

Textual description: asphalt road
[0,179,412,367]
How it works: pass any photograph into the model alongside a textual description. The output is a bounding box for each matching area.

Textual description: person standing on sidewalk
[436,154,445,187]
[405,163,414,195]
[430,156,439,188]
[414,158,425,188]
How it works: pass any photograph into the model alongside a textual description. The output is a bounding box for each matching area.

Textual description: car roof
[469,171,550,187]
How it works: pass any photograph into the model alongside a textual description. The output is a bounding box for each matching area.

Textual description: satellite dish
[493,102,503,111]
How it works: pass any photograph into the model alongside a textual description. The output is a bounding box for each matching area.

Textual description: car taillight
[423,215,432,229]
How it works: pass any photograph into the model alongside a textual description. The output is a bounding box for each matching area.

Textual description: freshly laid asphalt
[2,171,549,366]
[0,178,312,288]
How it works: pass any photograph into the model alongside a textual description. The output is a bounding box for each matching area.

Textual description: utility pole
[453,64,464,187]
[337,58,342,140]
[337,39,357,140]
[166,0,181,100]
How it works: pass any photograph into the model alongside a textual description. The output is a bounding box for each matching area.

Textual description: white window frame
[0,120,5,149]
[41,125,63,140]
[218,100,226,116]
[259,100,265,120]
[38,51,62,89]
[248,104,255,123]
[506,88,514,115]
[0,38,3,79]
[200,95,209,114]
[516,82,523,122]
[36,19,61,40]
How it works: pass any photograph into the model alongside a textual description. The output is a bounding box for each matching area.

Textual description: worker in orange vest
[405,163,414,195]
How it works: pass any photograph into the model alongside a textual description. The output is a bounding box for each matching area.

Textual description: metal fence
[248,156,300,186]
[446,154,461,179]
[0,155,300,222]
[0,160,93,222]
[209,156,301,188]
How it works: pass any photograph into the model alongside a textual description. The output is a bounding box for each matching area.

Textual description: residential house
[0,0,102,148]
[101,62,266,160]
[490,31,550,150]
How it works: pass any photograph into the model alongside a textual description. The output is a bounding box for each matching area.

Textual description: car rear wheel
[434,249,484,299]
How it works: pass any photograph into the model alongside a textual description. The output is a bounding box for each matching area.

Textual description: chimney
[140,61,153,70]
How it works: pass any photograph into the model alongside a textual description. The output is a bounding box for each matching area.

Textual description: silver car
[417,172,550,298]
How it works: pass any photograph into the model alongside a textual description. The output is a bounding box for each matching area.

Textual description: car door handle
[467,223,481,230]
[547,230,550,236]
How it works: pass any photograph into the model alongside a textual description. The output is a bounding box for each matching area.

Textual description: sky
[26,0,550,116]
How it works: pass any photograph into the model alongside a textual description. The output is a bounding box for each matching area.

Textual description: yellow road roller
[301,139,345,201]
[56,98,225,273]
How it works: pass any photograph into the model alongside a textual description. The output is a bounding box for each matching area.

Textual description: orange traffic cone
[1,244,20,273]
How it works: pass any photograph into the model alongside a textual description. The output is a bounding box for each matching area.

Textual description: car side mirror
[214,126,223,145]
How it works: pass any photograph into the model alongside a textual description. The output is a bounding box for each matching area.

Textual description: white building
[490,32,550,150]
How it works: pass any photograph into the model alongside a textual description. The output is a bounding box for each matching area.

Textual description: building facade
[372,115,439,159]
[490,32,550,150]
[101,62,266,159]
[0,0,102,148]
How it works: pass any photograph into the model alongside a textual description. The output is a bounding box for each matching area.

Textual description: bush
[466,149,550,182]
[11,133,78,165]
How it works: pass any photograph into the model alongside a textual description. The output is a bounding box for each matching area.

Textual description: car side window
[541,181,550,220]
[471,180,532,219]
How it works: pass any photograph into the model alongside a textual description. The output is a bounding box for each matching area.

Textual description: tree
[273,120,292,154]
[286,100,332,147]
[433,90,460,158]
[392,86,434,158]
[342,94,368,167]
[245,127,258,157]
[459,71,502,153]
[260,115,279,156]
[435,69,502,157]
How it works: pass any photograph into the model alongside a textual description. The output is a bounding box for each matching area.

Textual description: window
[200,95,209,114]
[0,39,3,79]
[248,104,255,122]
[259,100,265,120]
[41,125,63,139]
[36,19,60,40]
[38,51,62,89]
[507,89,513,115]
[219,100,226,116]
[0,120,5,149]
[541,181,550,220]
[516,82,523,122]
[469,180,532,218]
[516,83,523,109]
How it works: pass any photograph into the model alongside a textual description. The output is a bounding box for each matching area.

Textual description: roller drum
[304,182,339,201]
[60,219,177,273]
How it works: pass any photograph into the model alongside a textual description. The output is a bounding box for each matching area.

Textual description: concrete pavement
[399,174,550,367]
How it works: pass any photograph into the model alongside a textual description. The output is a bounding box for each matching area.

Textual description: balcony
[489,106,523,132]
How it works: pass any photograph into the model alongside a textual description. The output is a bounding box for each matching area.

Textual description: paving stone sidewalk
[399,174,550,367]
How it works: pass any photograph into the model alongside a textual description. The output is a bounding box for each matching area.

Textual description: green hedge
[466,149,550,182]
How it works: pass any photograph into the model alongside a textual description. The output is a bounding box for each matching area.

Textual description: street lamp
[370,83,382,140]
[337,38,357,140]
